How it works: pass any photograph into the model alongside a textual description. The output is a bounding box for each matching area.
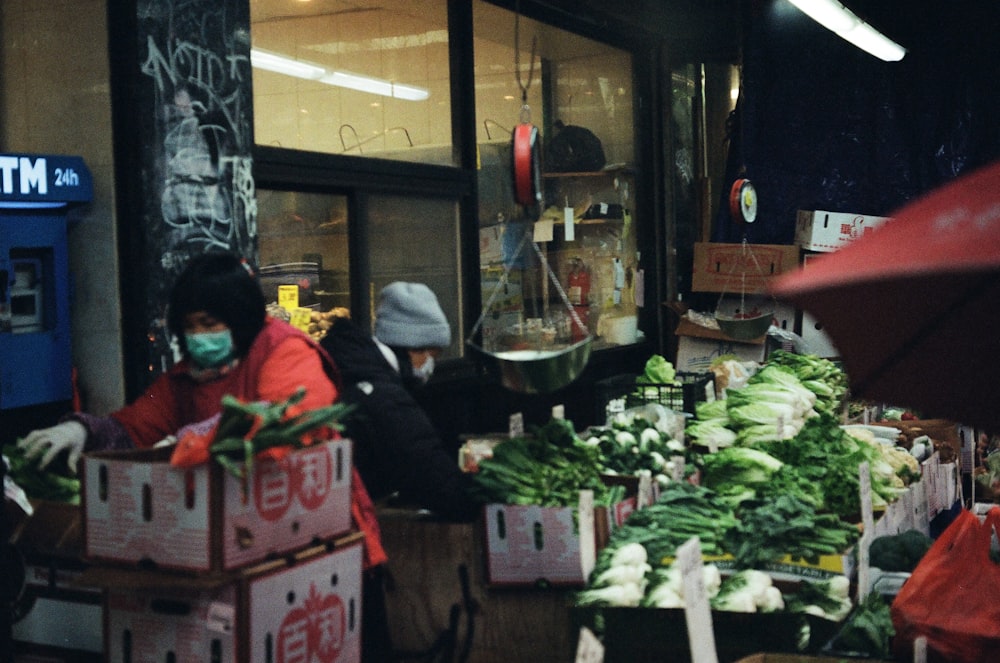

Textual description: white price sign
[677,537,718,663]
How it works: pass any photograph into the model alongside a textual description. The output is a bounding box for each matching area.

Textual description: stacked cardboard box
[76,439,362,662]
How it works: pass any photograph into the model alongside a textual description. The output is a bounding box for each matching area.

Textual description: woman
[18,252,385,566]
[20,252,337,460]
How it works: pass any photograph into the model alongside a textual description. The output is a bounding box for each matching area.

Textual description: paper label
[278,284,299,311]
[578,490,596,580]
[634,268,644,307]
[857,530,872,602]
[564,206,576,241]
[509,413,524,438]
[534,219,554,242]
[552,404,565,420]
[290,307,313,333]
[859,461,874,535]
[677,537,718,663]
[574,627,604,663]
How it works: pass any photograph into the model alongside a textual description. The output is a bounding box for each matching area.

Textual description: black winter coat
[320,317,481,522]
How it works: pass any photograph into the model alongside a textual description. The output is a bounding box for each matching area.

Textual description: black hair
[167,252,266,359]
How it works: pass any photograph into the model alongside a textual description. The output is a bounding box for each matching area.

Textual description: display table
[378,506,579,663]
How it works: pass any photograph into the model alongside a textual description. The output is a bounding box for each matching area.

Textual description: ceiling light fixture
[250,47,430,101]
[787,0,906,62]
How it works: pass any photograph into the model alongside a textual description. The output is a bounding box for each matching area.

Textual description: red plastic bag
[891,506,1000,662]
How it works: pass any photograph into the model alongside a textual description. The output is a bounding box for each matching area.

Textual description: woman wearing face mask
[17,252,386,569]
[319,281,481,662]
[19,252,338,461]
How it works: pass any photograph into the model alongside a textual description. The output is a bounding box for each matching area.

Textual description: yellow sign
[290,307,312,333]
[277,285,299,312]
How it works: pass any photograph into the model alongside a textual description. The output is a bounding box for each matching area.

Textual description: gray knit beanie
[374,282,451,349]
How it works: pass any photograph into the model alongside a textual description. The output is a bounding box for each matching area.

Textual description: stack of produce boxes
[77,439,361,662]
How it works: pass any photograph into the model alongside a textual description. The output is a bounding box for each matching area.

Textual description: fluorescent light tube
[250,47,429,100]
[250,48,325,79]
[788,0,906,61]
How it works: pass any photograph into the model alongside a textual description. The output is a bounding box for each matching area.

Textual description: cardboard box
[94,535,363,663]
[674,318,768,374]
[798,252,840,357]
[691,242,800,294]
[82,439,353,573]
[483,495,613,586]
[795,210,892,253]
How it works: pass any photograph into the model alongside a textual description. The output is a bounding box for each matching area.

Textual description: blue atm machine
[0,153,92,411]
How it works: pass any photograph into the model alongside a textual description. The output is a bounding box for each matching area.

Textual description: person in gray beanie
[373,281,452,385]
[319,281,481,663]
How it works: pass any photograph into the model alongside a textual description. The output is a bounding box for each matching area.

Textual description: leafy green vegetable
[869,529,933,572]
[724,493,860,568]
[636,354,677,385]
[4,443,81,504]
[594,481,739,570]
[766,350,848,417]
[701,446,784,502]
[785,575,853,621]
[472,417,621,508]
[828,592,895,658]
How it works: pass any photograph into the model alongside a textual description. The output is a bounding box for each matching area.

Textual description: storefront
[5,0,1000,661]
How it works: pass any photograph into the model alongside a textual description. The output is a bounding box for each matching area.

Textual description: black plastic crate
[596,372,715,423]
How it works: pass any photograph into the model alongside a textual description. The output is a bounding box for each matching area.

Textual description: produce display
[568,348,923,662]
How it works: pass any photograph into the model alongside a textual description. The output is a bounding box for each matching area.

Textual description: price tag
[859,460,875,535]
[913,636,928,663]
[552,404,565,420]
[857,530,872,602]
[574,626,604,663]
[637,473,654,509]
[578,490,596,580]
[509,412,524,438]
[533,218,554,242]
[278,284,299,312]
[290,307,313,333]
[564,205,576,242]
[677,537,718,663]
[670,456,686,483]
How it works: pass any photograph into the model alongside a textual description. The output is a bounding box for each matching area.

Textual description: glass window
[256,189,351,343]
[367,194,463,359]
[473,2,640,350]
[250,0,453,165]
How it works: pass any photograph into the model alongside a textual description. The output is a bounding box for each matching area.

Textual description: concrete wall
[0,0,124,416]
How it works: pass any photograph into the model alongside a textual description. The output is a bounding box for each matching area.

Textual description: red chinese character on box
[294,447,332,510]
[277,610,311,663]
[255,460,293,521]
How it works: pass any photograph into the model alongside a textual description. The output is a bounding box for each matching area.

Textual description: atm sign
[0,153,92,204]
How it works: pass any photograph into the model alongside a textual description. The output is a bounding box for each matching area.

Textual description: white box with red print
[92,535,362,663]
[81,438,353,573]
[795,209,892,253]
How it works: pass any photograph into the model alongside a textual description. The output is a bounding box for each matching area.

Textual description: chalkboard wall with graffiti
[124,0,257,389]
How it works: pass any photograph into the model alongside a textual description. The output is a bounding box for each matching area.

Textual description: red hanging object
[729,178,758,224]
[513,122,542,208]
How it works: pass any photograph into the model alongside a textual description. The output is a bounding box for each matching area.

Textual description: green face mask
[185,329,235,368]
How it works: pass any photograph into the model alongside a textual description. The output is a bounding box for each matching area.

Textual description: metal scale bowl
[469,223,593,394]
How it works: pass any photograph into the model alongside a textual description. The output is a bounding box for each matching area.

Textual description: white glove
[18,421,87,473]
